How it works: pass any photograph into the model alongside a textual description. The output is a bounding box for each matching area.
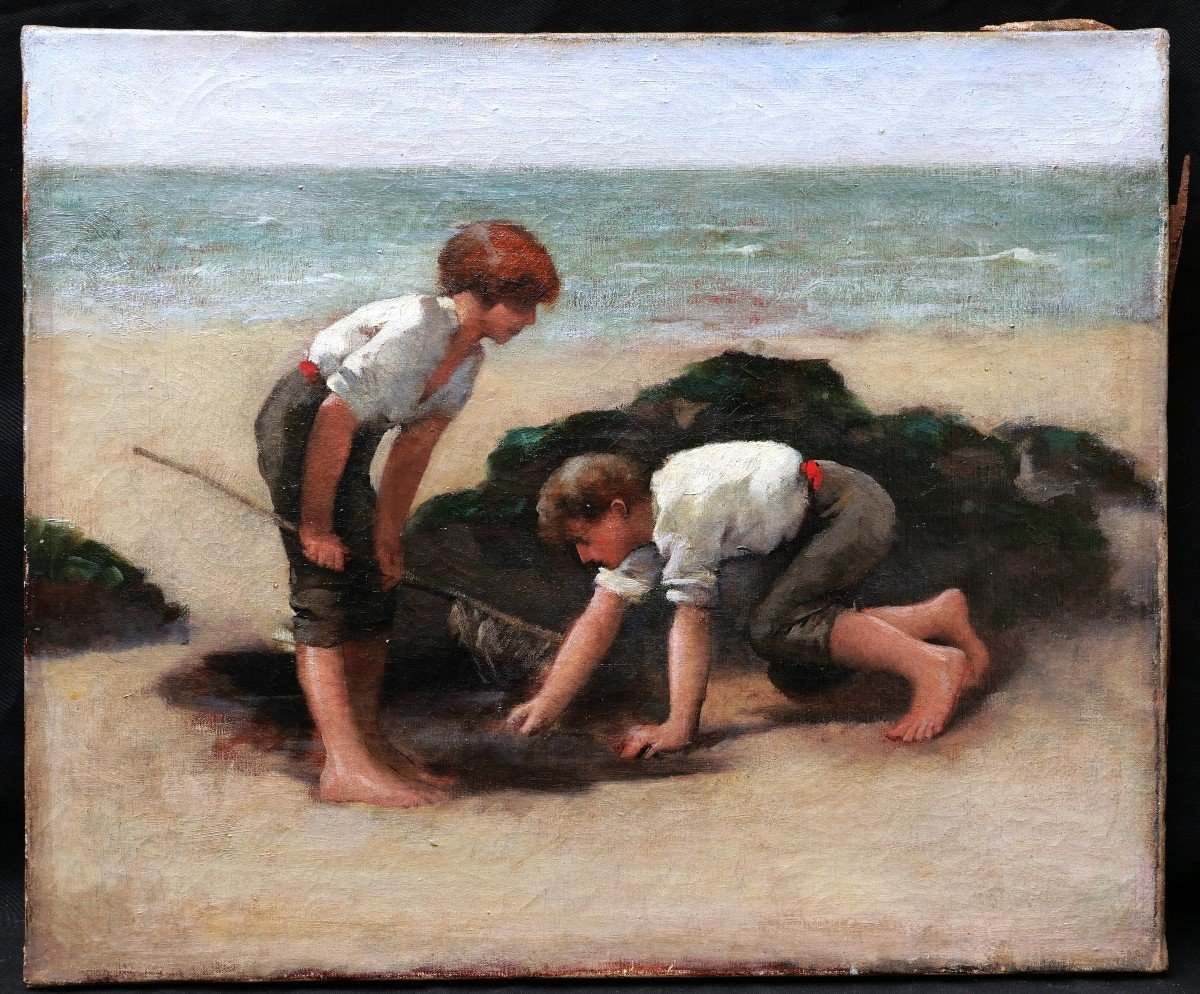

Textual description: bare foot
[884,645,968,743]
[935,589,991,689]
[318,755,449,808]
[365,732,458,790]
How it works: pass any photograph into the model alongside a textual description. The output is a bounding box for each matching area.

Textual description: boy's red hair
[438,220,561,307]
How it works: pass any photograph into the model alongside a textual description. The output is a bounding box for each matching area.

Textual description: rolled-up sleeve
[595,544,663,603]
[659,533,721,609]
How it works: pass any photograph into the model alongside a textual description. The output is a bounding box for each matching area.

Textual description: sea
[25,166,1165,340]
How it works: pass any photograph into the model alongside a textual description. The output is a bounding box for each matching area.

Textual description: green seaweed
[25,516,187,653]
[25,516,142,589]
[636,355,873,429]
[406,351,1146,630]
[406,491,532,535]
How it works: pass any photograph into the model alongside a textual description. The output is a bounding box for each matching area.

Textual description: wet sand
[24,320,1166,980]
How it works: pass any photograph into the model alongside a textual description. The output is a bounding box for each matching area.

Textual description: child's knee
[747,604,786,659]
[749,600,849,666]
[758,604,856,697]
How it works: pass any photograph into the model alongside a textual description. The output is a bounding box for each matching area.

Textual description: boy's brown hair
[536,452,651,544]
[438,220,561,307]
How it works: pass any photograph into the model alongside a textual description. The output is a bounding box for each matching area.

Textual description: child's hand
[617,721,694,761]
[300,526,348,571]
[505,695,564,738]
[374,532,404,590]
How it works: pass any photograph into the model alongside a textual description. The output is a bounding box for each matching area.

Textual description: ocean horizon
[25,164,1165,341]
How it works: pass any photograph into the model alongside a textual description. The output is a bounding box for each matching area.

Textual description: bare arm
[373,412,452,587]
[665,603,712,733]
[374,412,451,538]
[506,587,628,736]
[299,393,359,569]
[619,603,711,759]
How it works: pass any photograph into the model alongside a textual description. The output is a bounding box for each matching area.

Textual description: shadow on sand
[156,648,728,795]
[155,630,1027,796]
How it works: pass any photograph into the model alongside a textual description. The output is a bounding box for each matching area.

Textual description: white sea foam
[262,272,354,288]
[721,243,766,256]
[966,247,1059,265]
[841,246,1059,267]
[246,215,280,227]
[697,223,767,233]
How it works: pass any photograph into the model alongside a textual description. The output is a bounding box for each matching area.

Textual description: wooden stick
[408,579,564,645]
[133,446,297,532]
[131,445,564,644]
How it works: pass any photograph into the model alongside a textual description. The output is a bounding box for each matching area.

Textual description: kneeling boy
[506,441,990,755]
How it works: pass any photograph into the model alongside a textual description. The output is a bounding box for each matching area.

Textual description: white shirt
[309,295,482,427]
[596,441,810,609]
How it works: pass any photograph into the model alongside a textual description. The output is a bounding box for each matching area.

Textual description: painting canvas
[23,28,1168,981]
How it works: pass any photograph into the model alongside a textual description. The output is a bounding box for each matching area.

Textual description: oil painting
[23,28,1168,981]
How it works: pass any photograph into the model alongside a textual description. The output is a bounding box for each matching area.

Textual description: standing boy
[256,221,560,806]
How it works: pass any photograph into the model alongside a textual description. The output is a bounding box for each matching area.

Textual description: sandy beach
[24,320,1166,980]
[24,319,1165,642]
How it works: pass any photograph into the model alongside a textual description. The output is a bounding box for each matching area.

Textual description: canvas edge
[20,906,1174,984]
[1149,23,1171,977]
[18,949,1182,987]
[16,23,1169,42]
[20,23,42,991]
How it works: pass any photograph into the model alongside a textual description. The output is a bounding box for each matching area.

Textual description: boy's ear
[611,499,629,518]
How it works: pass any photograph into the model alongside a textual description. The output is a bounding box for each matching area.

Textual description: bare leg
[342,637,457,788]
[828,611,968,742]
[342,636,389,732]
[296,643,447,807]
[862,588,990,687]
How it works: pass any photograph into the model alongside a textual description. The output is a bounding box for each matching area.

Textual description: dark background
[1,2,1196,991]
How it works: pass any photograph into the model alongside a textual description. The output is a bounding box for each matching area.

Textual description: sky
[23,29,1167,169]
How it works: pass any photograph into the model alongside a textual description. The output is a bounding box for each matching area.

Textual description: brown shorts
[747,461,897,695]
[279,531,396,649]
[255,370,395,647]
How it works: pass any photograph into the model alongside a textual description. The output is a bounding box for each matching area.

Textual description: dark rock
[993,420,1153,505]
[398,351,1148,687]
[25,516,189,654]
[25,579,188,655]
